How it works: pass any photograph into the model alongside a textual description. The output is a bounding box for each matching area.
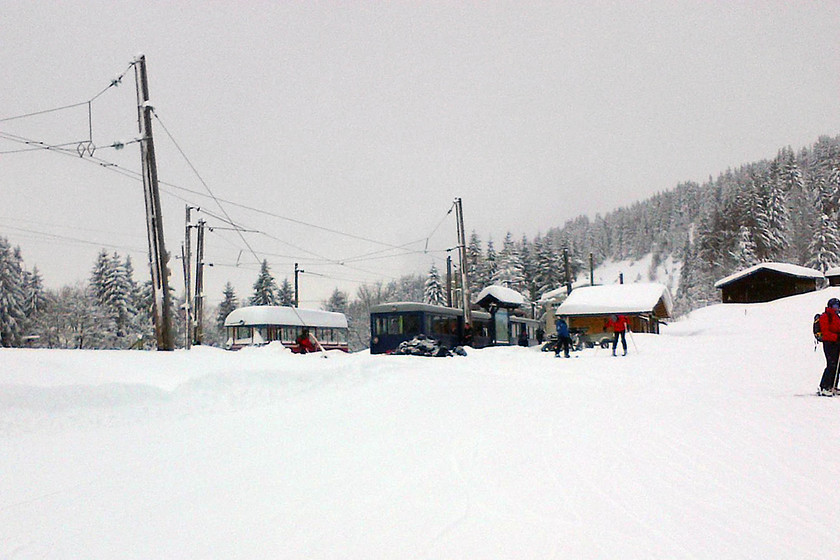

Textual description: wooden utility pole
[445,255,453,307]
[194,219,206,345]
[454,198,471,325]
[181,243,191,350]
[183,206,193,350]
[589,252,595,287]
[135,54,174,350]
[294,263,304,308]
[564,248,572,295]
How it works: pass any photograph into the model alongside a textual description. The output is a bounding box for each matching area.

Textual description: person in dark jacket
[605,314,629,356]
[818,298,840,396]
[555,317,573,358]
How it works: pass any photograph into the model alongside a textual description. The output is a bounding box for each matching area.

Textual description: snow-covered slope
[2,288,839,558]
[586,253,681,295]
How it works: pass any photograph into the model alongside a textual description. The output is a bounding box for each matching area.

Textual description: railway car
[369,302,539,354]
[224,305,349,352]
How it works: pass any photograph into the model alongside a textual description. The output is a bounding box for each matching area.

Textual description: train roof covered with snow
[224,306,348,329]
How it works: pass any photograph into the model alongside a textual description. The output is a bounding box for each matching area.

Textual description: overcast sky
[3,1,840,307]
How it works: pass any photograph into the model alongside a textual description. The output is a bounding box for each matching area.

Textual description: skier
[555,316,573,358]
[605,314,629,356]
[818,298,840,396]
[296,328,317,354]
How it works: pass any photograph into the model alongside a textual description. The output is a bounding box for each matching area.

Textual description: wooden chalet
[554,283,673,344]
[714,263,822,304]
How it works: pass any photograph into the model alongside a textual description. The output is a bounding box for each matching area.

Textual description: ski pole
[627,328,639,354]
[834,343,840,390]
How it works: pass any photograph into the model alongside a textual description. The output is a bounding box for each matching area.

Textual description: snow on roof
[714,262,823,288]
[474,285,526,307]
[537,286,569,304]
[555,283,673,317]
[825,267,840,277]
[224,306,348,328]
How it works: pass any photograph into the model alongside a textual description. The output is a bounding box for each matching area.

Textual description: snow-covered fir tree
[323,288,349,314]
[484,238,498,290]
[216,282,238,330]
[424,263,445,306]
[808,180,840,272]
[732,225,759,269]
[250,260,279,306]
[278,278,294,306]
[492,232,525,291]
[0,237,26,347]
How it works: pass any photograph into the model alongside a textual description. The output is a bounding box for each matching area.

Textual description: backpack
[814,314,823,342]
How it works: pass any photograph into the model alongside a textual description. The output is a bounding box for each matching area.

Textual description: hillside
[3,288,840,558]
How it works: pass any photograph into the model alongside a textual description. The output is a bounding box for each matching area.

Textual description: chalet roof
[555,283,673,317]
[825,267,840,277]
[224,306,348,328]
[714,262,823,289]
[474,285,527,308]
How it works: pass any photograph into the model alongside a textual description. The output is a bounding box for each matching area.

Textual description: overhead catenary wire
[2,61,459,295]
[0,63,134,123]
[150,109,263,269]
[3,127,453,265]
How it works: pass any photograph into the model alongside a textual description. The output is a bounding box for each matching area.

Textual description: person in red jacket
[818,298,840,396]
[605,314,629,356]
[295,328,317,354]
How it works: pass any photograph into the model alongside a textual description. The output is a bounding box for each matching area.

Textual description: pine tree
[492,232,525,290]
[323,288,349,314]
[424,263,445,305]
[808,179,840,272]
[278,278,294,306]
[216,282,238,330]
[732,226,759,269]
[0,237,26,347]
[22,266,47,318]
[467,231,486,298]
[250,260,279,306]
[484,238,498,289]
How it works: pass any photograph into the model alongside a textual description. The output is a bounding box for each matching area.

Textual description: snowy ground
[3,289,840,559]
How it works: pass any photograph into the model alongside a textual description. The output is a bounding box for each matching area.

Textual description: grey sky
[3,1,839,306]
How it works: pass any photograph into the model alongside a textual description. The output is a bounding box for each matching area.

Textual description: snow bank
[3,289,840,558]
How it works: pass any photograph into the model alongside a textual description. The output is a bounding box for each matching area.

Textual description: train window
[402,314,420,334]
[429,315,458,336]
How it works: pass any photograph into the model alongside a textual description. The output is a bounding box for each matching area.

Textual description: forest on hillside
[3,135,840,350]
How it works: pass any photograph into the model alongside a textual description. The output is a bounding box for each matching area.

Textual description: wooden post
[446,255,453,308]
[194,219,206,345]
[134,54,174,350]
[294,262,303,308]
[183,206,192,350]
[564,248,572,295]
[454,198,471,325]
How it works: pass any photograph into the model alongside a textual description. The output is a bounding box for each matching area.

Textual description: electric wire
[0,63,134,123]
[150,110,264,269]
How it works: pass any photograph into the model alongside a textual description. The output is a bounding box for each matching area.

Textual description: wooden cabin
[554,283,673,347]
[714,263,821,304]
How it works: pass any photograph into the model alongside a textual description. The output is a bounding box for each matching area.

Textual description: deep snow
[3,288,840,559]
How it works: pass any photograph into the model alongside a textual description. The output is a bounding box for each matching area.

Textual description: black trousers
[821,340,840,390]
[555,336,572,356]
[612,331,627,354]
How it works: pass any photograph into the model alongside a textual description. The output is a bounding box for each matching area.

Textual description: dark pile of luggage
[392,335,466,357]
